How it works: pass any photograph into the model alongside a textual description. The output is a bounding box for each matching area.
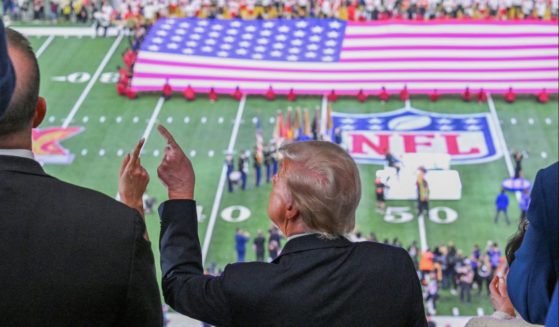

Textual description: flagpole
[320,95,329,141]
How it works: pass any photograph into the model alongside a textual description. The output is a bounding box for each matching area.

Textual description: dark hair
[505,219,529,266]
[0,28,40,138]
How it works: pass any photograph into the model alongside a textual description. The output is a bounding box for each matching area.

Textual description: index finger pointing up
[130,138,145,166]
[158,124,177,146]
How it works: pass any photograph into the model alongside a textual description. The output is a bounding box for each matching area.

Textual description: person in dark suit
[0,27,162,326]
[507,162,558,325]
[129,126,426,326]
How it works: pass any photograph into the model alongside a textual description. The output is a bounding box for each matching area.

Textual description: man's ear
[32,96,46,128]
[286,201,300,221]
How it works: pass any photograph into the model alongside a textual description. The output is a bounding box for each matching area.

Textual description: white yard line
[201,95,247,263]
[141,97,165,142]
[418,214,429,252]
[62,34,123,128]
[14,26,122,37]
[406,97,429,252]
[487,93,521,201]
[35,35,55,58]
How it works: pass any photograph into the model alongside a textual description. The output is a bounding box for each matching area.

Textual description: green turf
[30,35,558,316]
[29,35,48,50]
[493,94,559,181]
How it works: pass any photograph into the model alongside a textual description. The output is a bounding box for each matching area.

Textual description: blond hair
[278,141,361,238]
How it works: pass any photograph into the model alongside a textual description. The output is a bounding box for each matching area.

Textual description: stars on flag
[142,18,346,62]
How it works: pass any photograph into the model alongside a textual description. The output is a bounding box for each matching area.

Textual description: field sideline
[25,32,558,317]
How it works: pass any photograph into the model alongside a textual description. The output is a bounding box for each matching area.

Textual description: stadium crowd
[2,0,557,26]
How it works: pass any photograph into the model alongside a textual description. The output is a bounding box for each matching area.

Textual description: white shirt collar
[0,149,35,160]
[286,232,317,242]
[287,232,353,242]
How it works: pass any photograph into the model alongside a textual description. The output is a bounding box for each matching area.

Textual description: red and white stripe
[131,21,559,95]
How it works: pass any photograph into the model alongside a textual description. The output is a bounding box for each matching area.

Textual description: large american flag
[131,18,559,95]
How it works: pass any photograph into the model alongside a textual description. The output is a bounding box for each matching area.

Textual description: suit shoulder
[532,162,558,218]
[47,176,139,219]
[541,162,558,178]
[354,241,409,255]
[352,242,414,266]
[535,162,558,187]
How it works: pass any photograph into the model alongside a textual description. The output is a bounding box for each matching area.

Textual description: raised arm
[156,125,233,326]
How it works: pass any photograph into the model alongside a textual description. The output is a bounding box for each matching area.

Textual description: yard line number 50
[384,206,458,224]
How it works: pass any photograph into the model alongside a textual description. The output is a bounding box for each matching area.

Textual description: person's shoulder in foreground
[0,26,161,326]
[1,156,162,326]
[507,162,558,325]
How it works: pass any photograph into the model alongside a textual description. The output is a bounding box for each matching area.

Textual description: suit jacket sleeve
[507,167,554,325]
[159,200,233,326]
[119,213,163,326]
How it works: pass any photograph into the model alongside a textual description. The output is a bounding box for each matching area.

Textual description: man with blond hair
[124,127,426,326]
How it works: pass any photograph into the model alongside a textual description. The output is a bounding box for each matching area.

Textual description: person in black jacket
[131,126,426,326]
[0,27,162,327]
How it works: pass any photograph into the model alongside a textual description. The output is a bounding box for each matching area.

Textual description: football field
[27,32,558,316]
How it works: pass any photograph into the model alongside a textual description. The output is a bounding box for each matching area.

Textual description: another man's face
[267,161,291,231]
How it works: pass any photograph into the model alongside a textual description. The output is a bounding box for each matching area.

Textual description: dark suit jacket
[160,200,427,327]
[0,155,162,327]
[508,162,558,325]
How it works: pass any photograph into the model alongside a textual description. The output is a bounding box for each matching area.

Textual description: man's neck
[284,223,311,239]
[0,130,32,150]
